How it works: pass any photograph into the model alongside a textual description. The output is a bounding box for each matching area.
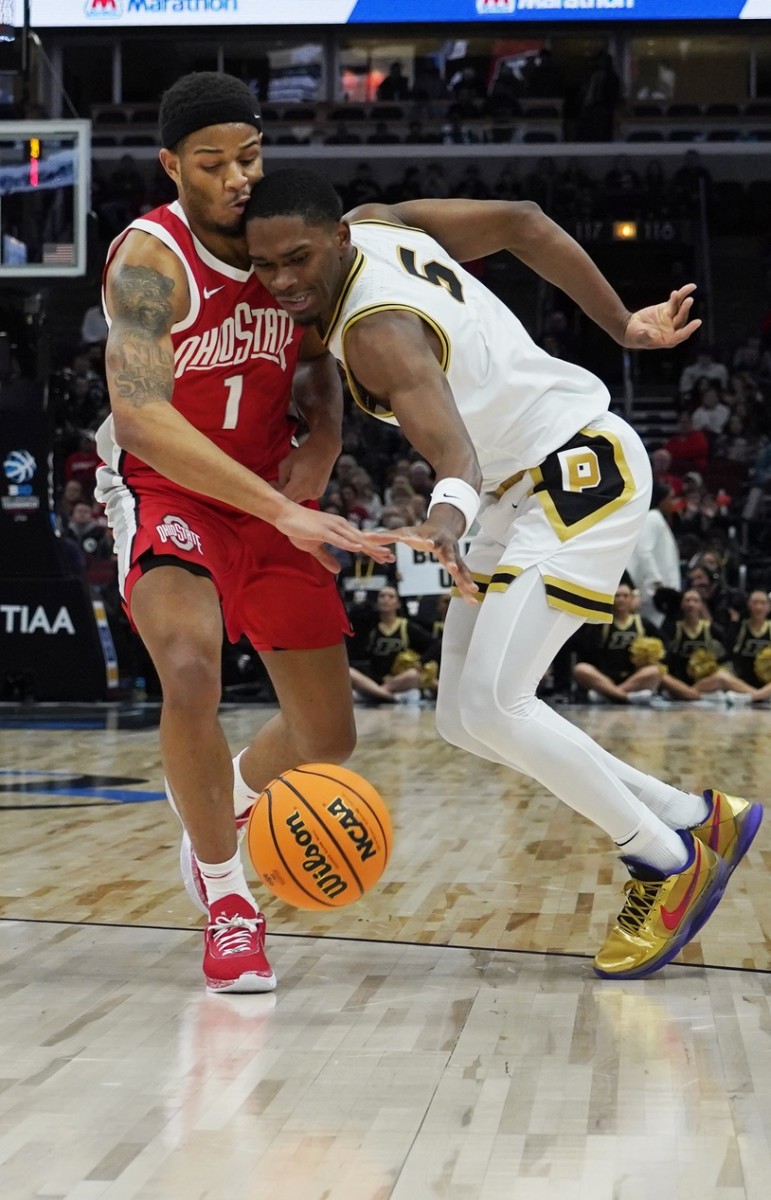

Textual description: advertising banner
[7,0,771,28]
[0,380,63,578]
[0,577,117,700]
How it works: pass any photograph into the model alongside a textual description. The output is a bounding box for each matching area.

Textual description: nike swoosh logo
[203,286,225,299]
[660,840,702,931]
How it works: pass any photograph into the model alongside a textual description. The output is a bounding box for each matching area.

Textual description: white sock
[233,748,259,819]
[637,780,709,829]
[615,809,690,875]
[196,848,259,911]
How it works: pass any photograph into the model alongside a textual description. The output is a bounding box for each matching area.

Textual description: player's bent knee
[295,721,357,766]
[436,696,473,752]
[154,643,222,710]
[459,688,538,753]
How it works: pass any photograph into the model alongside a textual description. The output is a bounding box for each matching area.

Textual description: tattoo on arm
[107,265,176,408]
[112,265,175,335]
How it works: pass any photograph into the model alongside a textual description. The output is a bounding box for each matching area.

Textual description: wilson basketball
[246,763,393,910]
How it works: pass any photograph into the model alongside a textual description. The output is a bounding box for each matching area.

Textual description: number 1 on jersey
[222,375,243,429]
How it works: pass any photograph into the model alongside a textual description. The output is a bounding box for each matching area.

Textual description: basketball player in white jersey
[245,169,762,980]
[97,77,394,994]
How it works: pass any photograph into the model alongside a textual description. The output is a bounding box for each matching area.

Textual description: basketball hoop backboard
[0,120,90,278]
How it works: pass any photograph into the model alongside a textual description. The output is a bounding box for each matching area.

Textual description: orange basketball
[246,763,393,910]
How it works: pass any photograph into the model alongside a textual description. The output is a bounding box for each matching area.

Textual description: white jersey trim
[169,201,253,284]
[101,213,202,335]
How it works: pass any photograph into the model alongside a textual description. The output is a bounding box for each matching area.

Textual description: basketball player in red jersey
[95,74,403,994]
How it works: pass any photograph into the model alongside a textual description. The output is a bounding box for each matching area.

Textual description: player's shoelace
[209,914,261,955]
[615,879,663,934]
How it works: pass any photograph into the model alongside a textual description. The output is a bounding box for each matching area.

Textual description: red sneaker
[203,894,276,994]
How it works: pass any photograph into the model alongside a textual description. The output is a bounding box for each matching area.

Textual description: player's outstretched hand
[386,522,479,605]
[623,283,702,350]
[276,506,395,574]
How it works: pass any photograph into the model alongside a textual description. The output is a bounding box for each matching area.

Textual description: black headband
[161,97,262,149]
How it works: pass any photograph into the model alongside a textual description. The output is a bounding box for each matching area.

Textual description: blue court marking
[43,788,165,803]
[0,770,93,776]
[0,770,165,804]
[0,720,105,729]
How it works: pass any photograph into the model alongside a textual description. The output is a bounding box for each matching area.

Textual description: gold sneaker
[692,790,763,873]
[593,832,728,980]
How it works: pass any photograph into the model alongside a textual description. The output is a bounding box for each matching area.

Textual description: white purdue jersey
[324,219,611,493]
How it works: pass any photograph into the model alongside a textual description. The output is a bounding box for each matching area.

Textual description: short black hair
[159,72,261,150]
[246,168,343,227]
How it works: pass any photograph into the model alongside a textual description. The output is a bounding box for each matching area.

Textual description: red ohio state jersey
[97,200,304,507]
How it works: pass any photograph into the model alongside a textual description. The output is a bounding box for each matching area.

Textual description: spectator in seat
[57,478,87,524]
[691,384,731,436]
[658,588,752,703]
[67,500,112,555]
[577,51,621,142]
[377,61,411,103]
[664,412,710,476]
[64,432,100,494]
[572,581,665,704]
[732,334,763,374]
[686,561,745,635]
[678,346,729,398]
[651,446,683,496]
[672,150,712,207]
[730,590,771,703]
[348,585,436,705]
[525,48,563,100]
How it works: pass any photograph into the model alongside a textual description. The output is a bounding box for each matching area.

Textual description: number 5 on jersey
[397,247,465,304]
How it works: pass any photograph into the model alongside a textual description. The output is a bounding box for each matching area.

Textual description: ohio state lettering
[156,515,203,554]
[174,304,295,377]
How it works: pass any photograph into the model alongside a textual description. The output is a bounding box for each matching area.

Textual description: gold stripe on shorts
[450,571,493,600]
[541,574,614,622]
[452,567,613,623]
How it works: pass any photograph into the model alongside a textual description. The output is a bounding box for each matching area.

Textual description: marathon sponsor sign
[395,538,473,597]
[13,0,771,26]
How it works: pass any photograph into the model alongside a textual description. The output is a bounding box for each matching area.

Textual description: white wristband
[427,477,480,537]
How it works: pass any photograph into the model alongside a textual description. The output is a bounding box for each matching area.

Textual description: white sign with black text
[395,539,473,596]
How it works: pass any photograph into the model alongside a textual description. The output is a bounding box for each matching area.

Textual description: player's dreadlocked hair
[158,72,261,151]
[245,169,344,227]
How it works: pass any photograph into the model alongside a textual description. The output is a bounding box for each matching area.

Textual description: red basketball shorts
[103,482,349,651]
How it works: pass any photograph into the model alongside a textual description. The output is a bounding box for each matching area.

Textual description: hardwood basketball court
[1,702,769,1199]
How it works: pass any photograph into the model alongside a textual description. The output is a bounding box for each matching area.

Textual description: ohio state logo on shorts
[156,514,203,554]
